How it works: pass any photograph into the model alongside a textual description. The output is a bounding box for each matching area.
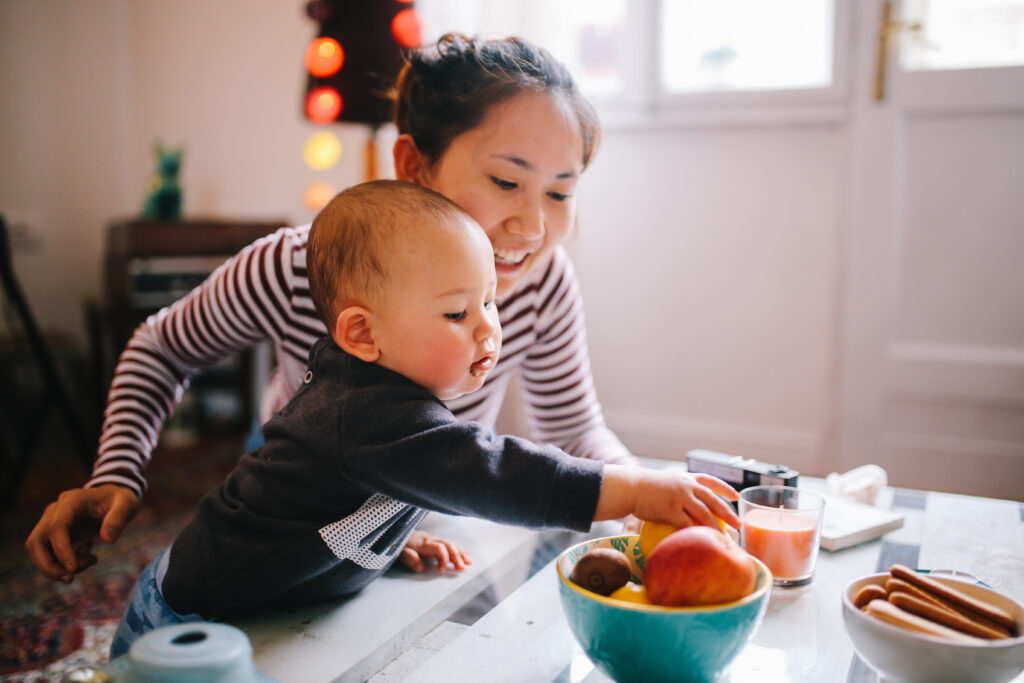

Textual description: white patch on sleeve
[317,494,422,570]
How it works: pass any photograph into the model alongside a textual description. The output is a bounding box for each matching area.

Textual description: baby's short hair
[307,179,471,328]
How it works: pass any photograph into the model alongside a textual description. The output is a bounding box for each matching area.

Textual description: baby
[110,180,740,656]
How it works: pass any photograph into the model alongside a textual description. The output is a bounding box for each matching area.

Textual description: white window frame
[589,0,853,129]
[416,0,852,128]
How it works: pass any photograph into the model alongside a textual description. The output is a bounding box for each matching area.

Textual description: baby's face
[371,216,502,400]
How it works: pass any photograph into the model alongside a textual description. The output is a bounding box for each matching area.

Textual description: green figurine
[142,144,183,220]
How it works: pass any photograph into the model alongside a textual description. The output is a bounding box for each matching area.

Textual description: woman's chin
[494,268,526,298]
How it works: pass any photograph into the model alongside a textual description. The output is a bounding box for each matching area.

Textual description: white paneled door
[840,0,1024,497]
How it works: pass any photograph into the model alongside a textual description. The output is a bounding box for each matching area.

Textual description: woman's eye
[445,311,467,321]
[490,176,517,191]
[548,191,570,201]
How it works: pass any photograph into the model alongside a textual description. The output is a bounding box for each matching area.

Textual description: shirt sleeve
[519,249,638,466]
[86,227,294,498]
[337,381,605,532]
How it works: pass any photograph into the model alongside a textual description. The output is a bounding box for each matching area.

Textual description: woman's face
[417,91,586,298]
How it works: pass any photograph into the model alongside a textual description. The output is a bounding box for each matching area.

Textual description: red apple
[644,526,757,607]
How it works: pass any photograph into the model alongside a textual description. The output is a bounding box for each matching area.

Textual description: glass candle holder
[739,486,825,588]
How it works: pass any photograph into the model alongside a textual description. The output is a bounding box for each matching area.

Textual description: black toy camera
[685,449,798,492]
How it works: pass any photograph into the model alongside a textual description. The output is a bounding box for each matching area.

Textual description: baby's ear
[334,307,380,362]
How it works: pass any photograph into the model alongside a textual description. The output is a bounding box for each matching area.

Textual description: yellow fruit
[609,581,653,605]
[639,518,728,558]
[639,521,677,559]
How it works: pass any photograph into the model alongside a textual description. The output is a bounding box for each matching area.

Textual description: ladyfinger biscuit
[865,599,985,643]
[886,577,1013,638]
[888,591,1010,640]
[854,584,888,609]
[889,564,1017,631]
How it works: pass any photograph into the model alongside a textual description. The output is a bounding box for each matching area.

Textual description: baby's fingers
[691,484,741,529]
[417,538,454,571]
[399,547,426,573]
[447,541,472,571]
[692,473,739,501]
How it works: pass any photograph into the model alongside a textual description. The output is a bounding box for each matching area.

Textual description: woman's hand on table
[400,530,472,573]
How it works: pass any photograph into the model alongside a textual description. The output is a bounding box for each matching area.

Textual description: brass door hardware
[874,1,923,101]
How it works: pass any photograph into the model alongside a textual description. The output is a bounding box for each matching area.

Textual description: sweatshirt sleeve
[336,381,604,532]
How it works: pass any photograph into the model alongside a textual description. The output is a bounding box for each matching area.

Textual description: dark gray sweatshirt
[161,337,604,619]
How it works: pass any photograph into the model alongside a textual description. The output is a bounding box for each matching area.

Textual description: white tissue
[826,464,888,505]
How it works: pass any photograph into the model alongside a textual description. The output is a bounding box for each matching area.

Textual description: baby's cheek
[418,338,470,376]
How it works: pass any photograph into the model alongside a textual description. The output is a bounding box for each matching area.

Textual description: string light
[304,37,344,78]
[391,9,421,48]
[303,181,336,210]
[303,131,342,171]
[305,87,343,123]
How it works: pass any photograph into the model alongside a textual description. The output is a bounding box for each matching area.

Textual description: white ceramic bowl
[842,572,1024,683]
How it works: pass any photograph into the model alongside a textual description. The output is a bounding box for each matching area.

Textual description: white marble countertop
[231,477,1024,683]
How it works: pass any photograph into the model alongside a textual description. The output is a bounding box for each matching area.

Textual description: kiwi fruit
[570,547,631,596]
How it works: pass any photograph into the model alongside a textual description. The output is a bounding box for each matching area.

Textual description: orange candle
[743,508,818,579]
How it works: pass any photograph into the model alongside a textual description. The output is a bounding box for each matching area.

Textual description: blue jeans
[110,548,205,658]
[244,417,265,452]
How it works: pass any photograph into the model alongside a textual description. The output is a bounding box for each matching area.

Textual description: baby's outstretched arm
[399,530,472,573]
[595,465,740,530]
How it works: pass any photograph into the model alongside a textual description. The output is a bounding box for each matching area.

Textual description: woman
[26,34,636,582]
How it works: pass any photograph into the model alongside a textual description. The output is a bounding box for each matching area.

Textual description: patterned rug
[0,436,242,681]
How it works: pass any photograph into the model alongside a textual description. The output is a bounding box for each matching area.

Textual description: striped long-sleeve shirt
[88,224,633,499]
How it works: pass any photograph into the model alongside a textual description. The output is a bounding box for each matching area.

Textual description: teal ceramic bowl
[557,534,771,683]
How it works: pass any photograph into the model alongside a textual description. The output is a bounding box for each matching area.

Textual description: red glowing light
[305,87,343,123]
[305,37,344,77]
[391,9,421,48]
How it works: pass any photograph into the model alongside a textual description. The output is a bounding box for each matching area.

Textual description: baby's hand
[632,469,741,531]
[399,530,472,573]
[621,514,642,534]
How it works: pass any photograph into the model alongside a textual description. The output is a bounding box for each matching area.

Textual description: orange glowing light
[305,37,344,77]
[305,87,342,123]
[391,9,421,48]
[303,181,336,210]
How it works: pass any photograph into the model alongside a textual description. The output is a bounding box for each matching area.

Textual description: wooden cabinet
[98,218,285,437]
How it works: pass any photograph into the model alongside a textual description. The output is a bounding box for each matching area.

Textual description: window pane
[550,0,627,96]
[659,0,834,93]
[416,0,627,96]
[901,0,1024,71]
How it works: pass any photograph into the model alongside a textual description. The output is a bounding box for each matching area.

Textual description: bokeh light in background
[303,131,342,170]
[300,1,420,204]
[391,8,422,48]
[305,87,343,123]
[303,181,336,210]
[304,37,344,77]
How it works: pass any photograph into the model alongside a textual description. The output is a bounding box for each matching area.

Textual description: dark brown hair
[393,33,600,169]
[307,179,470,327]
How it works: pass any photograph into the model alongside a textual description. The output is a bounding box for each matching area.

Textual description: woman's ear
[393,134,428,184]
[334,306,380,362]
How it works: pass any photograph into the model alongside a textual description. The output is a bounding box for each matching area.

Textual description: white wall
[574,124,843,476]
